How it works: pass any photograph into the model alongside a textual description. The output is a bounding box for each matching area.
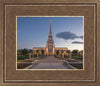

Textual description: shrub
[70,63,83,69]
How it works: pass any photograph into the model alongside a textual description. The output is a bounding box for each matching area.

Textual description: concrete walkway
[30,56,71,69]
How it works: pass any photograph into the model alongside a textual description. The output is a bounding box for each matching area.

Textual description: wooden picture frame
[0,0,100,86]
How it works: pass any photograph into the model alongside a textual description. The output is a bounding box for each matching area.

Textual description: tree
[41,50,44,55]
[79,50,83,56]
[72,50,78,56]
[36,50,39,58]
[17,49,22,55]
[17,51,20,55]
[80,50,83,54]
[36,50,39,53]
[61,51,64,57]
[22,48,28,55]
[61,50,64,54]
[56,50,59,55]
[29,49,33,53]
[66,50,71,53]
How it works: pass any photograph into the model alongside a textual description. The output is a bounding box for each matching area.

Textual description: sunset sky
[17,17,83,51]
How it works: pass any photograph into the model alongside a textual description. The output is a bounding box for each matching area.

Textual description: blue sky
[17,17,83,51]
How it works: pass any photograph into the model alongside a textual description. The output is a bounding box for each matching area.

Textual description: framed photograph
[17,16,84,70]
[0,0,100,86]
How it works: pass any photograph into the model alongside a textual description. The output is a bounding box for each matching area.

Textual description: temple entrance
[48,52,53,55]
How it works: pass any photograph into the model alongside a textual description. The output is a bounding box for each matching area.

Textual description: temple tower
[46,20,55,55]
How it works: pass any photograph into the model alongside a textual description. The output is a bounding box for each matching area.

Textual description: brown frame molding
[0,0,100,86]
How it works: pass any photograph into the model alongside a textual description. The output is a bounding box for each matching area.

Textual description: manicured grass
[72,55,83,59]
[72,55,83,62]
[17,55,29,61]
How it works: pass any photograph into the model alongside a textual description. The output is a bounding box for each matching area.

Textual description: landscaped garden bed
[69,63,83,69]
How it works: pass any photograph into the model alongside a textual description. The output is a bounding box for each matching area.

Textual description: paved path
[30,56,71,69]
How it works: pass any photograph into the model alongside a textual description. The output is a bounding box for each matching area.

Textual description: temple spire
[50,20,52,34]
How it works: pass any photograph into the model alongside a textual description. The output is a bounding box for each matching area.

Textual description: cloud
[72,41,83,44]
[56,31,83,40]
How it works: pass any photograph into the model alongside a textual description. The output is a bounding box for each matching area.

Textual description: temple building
[33,20,68,56]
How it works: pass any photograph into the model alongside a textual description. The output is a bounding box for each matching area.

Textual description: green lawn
[72,55,83,62]
[17,55,29,61]
[72,55,83,58]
